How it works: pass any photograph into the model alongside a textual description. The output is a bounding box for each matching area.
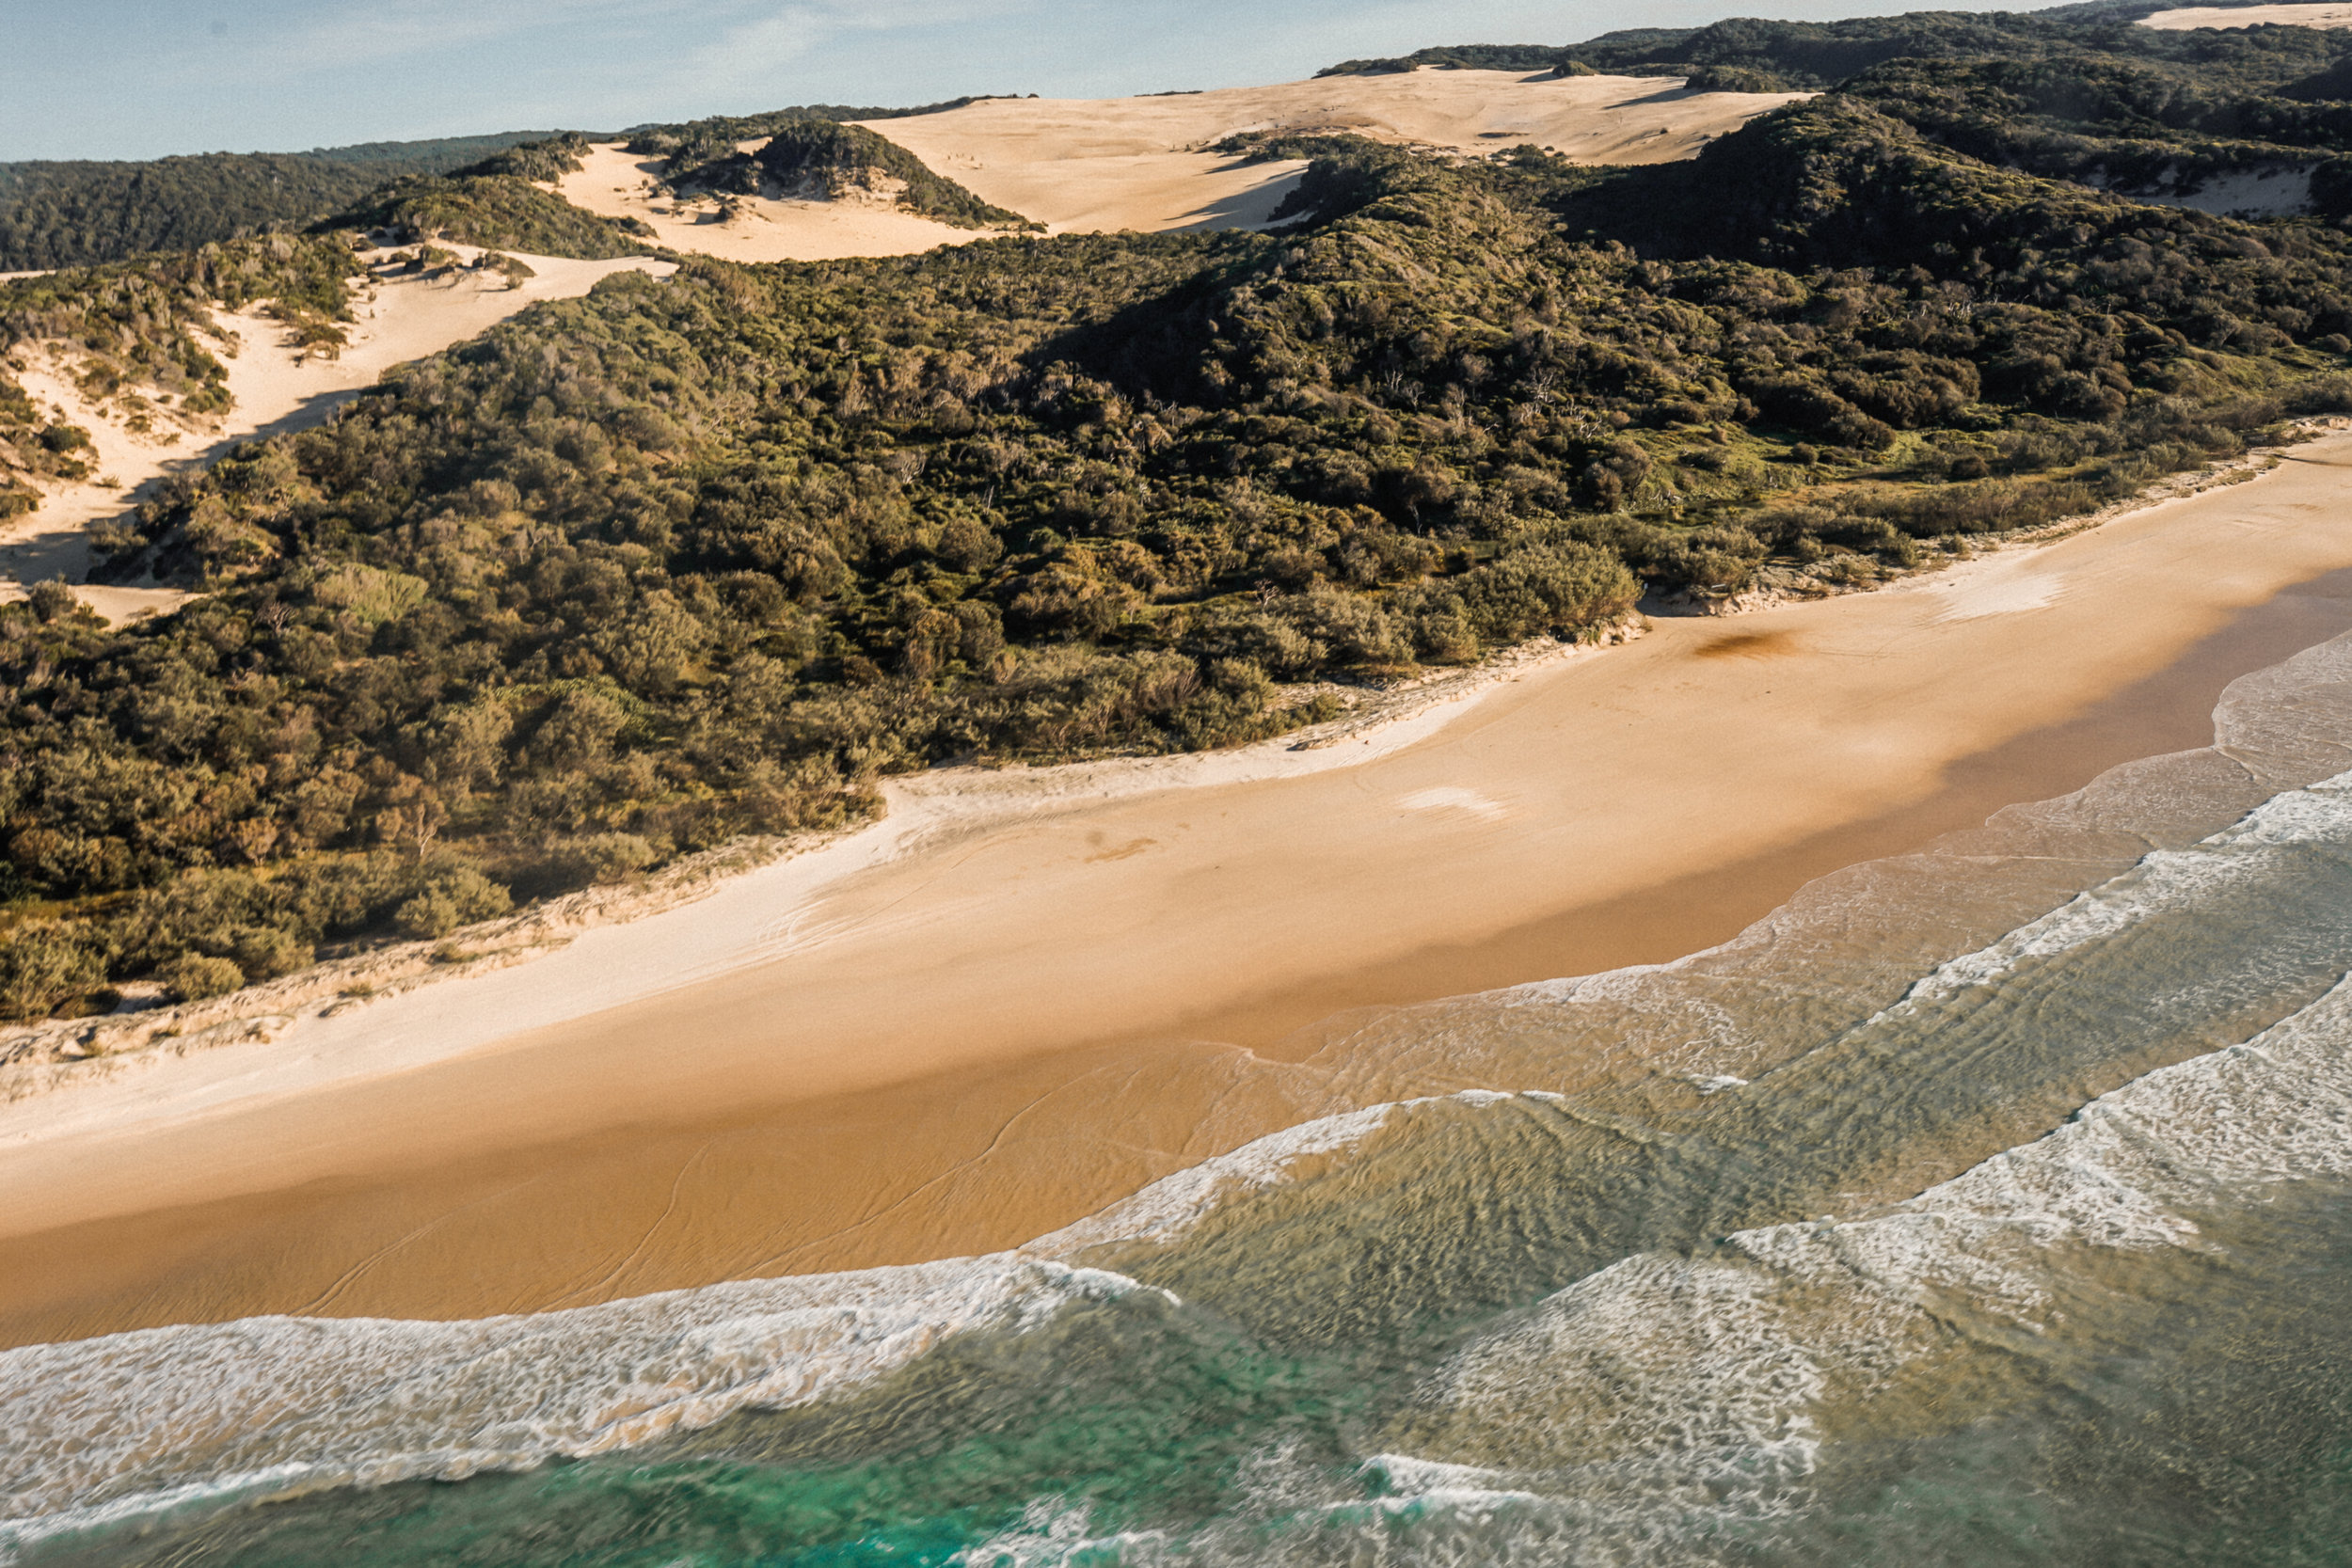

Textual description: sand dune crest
[553,71,1806,263]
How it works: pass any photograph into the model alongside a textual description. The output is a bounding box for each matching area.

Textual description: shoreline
[0,424,2311,1095]
[6,430,2352,1345]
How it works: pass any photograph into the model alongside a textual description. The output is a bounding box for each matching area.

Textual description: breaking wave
[10,630,2352,1566]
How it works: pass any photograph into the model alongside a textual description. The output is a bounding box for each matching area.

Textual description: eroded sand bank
[1,246,672,621]
[7,434,2352,1346]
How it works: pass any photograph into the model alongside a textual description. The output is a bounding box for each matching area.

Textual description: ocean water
[8,631,2352,1567]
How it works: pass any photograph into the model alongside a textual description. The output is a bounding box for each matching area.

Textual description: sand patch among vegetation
[0,245,670,622]
[556,143,993,263]
[2141,4,2352,27]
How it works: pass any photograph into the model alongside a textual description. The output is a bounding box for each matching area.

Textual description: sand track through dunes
[554,71,1806,262]
[1,245,672,622]
[8,433,2352,1345]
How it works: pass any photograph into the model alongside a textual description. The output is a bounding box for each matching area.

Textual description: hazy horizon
[8,0,2032,163]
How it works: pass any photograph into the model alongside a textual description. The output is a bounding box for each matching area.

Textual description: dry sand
[1,245,672,622]
[2141,3,2352,26]
[8,433,2352,1345]
[552,71,1804,261]
[864,71,1807,235]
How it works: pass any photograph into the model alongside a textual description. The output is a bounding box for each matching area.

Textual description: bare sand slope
[552,71,1804,260]
[7,435,2352,1345]
[875,72,1806,236]
[1,245,672,622]
[865,71,1807,234]
[556,144,991,263]
[2142,3,2352,25]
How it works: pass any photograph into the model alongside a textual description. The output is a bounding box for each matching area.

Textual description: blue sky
[5,0,2023,162]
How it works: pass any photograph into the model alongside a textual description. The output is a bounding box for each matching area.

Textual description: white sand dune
[557,143,988,263]
[2141,3,2352,26]
[866,71,1808,235]
[1,245,672,622]
[553,71,1805,263]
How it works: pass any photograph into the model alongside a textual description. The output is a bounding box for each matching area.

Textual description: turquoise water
[10,631,2352,1567]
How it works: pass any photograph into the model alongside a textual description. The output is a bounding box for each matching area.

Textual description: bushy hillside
[1322,3,2352,87]
[12,6,2352,1016]
[0,134,551,272]
[326,134,659,259]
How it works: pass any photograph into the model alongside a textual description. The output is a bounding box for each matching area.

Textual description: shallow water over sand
[8,631,2352,1566]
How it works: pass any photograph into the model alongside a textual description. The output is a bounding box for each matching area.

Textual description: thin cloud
[673,0,1043,96]
[256,0,692,72]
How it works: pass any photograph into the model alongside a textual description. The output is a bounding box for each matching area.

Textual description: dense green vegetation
[12,6,2352,1018]
[655,119,1038,230]
[329,135,660,259]
[1317,44,1592,77]
[0,134,550,272]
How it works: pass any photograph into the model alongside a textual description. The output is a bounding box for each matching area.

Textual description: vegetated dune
[0,245,672,622]
[866,71,1812,235]
[2141,4,2352,27]
[557,143,989,263]
[553,71,1807,261]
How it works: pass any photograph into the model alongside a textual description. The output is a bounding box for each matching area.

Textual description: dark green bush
[157,953,246,1004]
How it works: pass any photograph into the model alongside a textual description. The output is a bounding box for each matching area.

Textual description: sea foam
[0,1090,1509,1554]
[0,1257,1153,1557]
[1388,967,2352,1548]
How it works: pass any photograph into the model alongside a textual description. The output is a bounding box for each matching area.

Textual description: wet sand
[7,442,2352,1348]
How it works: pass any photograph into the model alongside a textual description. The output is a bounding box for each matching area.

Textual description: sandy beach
[6,432,2352,1347]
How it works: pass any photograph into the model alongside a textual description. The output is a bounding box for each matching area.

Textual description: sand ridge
[1,245,673,622]
[2140,3,2352,26]
[556,143,994,264]
[861,71,1809,235]
[8,431,2352,1343]
[552,71,1807,262]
